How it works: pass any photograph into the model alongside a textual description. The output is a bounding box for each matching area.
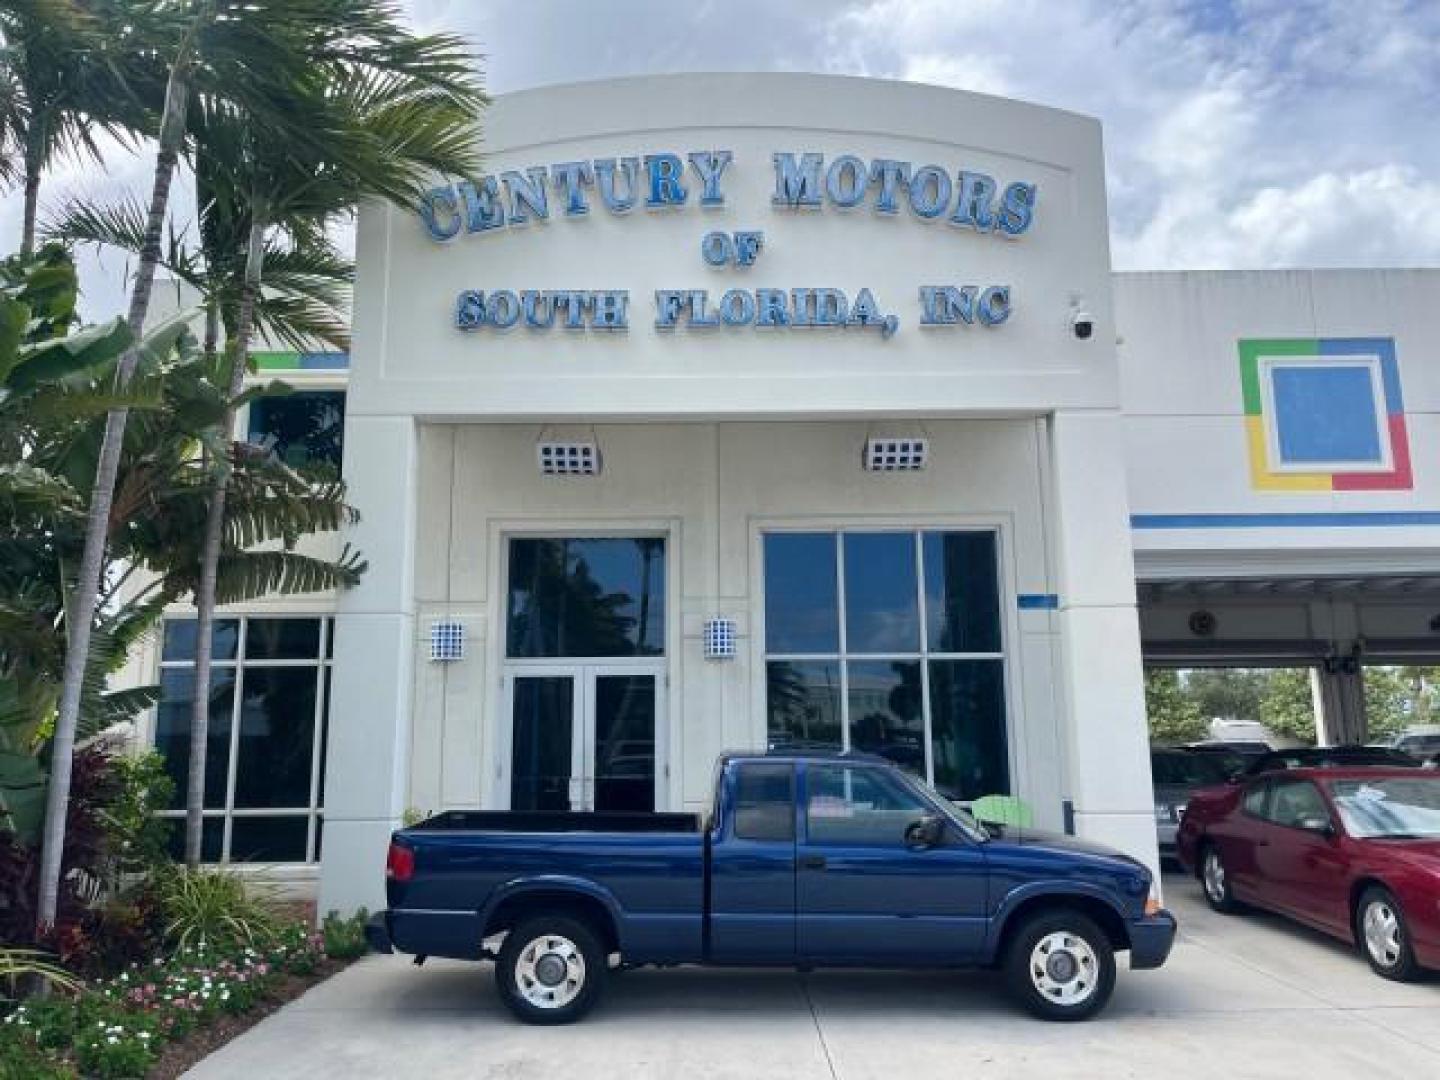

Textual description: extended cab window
[733,763,794,841]
[805,764,929,846]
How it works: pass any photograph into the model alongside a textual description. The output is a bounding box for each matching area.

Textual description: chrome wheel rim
[1029,931,1099,1006]
[1363,901,1402,968]
[514,933,586,1009]
[1203,850,1227,903]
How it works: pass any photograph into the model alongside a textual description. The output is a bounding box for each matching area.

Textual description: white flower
[107,1036,119,1045]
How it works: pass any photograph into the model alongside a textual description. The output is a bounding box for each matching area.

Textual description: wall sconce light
[429,620,465,662]
[703,618,738,660]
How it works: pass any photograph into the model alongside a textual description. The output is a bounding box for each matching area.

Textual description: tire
[1199,843,1242,914]
[496,915,607,1024]
[1003,910,1117,1021]
[1357,887,1421,982]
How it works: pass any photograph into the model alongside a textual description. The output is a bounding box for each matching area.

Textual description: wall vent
[863,437,928,472]
[537,441,602,476]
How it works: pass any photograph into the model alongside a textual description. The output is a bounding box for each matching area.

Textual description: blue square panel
[1271,365,1383,465]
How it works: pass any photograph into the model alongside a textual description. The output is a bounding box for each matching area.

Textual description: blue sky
[8,0,1438,321]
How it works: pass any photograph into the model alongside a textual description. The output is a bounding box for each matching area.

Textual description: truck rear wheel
[1003,910,1116,1021]
[496,915,606,1024]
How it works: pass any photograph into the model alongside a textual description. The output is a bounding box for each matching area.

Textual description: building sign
[418,151,1037,339]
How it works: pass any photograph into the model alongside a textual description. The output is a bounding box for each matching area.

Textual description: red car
[1177,767,1440,980]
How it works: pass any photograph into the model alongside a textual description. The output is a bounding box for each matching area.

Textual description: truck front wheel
[1003,910,1116,1021]
[496,915,607,1024]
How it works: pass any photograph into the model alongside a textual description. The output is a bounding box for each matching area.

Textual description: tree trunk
[204,299,220,360]
[20,171,41,258]
[185,201,266,866]
[35,42,198,934]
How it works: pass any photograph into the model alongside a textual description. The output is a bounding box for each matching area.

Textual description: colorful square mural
[1239,337,1411,491]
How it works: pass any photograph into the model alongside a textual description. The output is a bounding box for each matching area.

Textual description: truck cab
[370,750,1175,1023]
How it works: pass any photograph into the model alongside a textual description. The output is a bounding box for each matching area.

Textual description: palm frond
[212,545,366,604]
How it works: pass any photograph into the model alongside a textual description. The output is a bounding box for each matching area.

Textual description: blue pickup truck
[367,750,1175,1023]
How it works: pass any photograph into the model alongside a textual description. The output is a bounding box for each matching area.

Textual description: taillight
[386,841,415,882]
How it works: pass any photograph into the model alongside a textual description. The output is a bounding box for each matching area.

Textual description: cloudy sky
[9,0,1439,321]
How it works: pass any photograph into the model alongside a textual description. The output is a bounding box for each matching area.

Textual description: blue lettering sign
[645,153,688,207]
[772,152,824,208]
[594,157,641,213]
[687,151,733,206]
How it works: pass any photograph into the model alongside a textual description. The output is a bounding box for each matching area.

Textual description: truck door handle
[801,855,826,870]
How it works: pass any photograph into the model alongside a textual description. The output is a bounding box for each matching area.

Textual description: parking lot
[188,874,1440,1079]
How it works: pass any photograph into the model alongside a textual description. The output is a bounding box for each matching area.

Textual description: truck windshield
[1328,776,1440,839]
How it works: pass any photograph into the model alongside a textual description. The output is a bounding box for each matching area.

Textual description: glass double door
[504,665,664,813]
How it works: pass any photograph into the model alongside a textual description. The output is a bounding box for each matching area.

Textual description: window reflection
[247,391,345,475]
[506,538,665,658]
[763,534,838,654]
[847,660,924,777]
[843,533,919,653]
[762,529,1009,801]
[767,660,842,748]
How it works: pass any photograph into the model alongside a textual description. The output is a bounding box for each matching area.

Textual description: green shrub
[0,1024,76,1079]
[152,867,278,951]
[102,752,176,880]
[321,908,370,960]
[4,993,79,1052]
[72,1009,156,1079]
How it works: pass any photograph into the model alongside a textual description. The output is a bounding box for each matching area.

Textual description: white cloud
[6,0,1435,321]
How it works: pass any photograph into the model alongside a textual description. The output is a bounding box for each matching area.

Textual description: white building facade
[129,75,1440,917]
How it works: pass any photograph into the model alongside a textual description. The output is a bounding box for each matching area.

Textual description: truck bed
[409,810,702,833]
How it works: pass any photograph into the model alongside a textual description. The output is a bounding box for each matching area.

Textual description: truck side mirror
[905,814,944,850]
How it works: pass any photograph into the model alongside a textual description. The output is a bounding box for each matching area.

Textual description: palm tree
[3,244,363,859]
[0,0,155,254]
[39,0,479,926]
[176,40,483,864]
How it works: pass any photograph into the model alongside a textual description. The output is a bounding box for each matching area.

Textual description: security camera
[1071,310,1095,340]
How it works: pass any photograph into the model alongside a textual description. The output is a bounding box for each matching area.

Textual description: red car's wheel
[1357,887,1421,982]
[1199,843,1242,914]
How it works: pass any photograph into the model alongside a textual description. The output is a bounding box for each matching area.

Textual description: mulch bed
[145,957,353,1080]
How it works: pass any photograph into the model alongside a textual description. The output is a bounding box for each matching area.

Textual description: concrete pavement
[186,876,1440,1079]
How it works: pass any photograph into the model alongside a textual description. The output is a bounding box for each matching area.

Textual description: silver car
[1151,748,1235,860]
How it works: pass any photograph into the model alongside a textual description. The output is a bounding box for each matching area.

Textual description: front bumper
[1128,909,1178,970]
[364,911,394,954]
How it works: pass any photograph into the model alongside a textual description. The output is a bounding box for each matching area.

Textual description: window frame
[755,523,1015,796]
[153,614,333,864]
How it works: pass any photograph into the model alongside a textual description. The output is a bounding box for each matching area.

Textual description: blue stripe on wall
[1017,593,1059,609]
[1132,512,1440,529]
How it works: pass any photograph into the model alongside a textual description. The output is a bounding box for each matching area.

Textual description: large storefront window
[763,530,1008,802]
[153,616,331,863]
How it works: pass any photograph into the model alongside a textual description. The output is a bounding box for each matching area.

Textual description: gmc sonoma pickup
[366,750,1176,1023]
